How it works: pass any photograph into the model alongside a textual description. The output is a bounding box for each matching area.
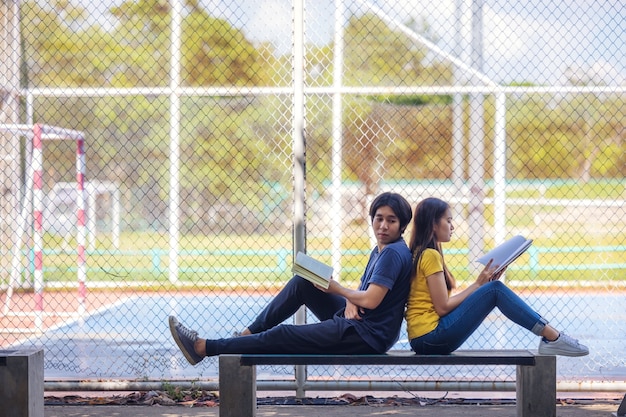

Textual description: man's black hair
[369,192,413,233]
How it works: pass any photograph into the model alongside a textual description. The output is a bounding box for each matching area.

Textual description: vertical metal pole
[452,0,466,211]
[331,0,345,280]
[169,0,182,284]
[468,0,486,265]
[2,0,22,313]
[493,93,507,246]
[292,0,307,399]
[112,187,121,248]
[76,135,87,315]
[32,124,44,330]
[87,184,97,251]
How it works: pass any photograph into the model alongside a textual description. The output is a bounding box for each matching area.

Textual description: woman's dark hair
[368,192,412,235]
[408,197,456,290]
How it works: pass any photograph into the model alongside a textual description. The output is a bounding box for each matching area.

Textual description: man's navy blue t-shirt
[344,238,413,353]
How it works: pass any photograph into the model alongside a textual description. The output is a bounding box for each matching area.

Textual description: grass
[14,224,625,289]
[5,180,626,289]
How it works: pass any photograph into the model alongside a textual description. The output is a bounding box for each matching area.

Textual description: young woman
[170,192,414,364]
[405,197,588,357]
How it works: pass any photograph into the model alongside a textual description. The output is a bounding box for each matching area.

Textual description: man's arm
[318,245,402,313]
[322,280,388,310]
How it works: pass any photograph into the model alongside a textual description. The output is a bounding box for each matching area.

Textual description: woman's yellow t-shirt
[405,248,447,340]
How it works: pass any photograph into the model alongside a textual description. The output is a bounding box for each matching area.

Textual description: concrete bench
[218,349,556,417]
[0,349,44,417]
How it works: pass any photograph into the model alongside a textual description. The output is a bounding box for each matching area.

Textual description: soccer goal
[45,180,120,251]
[1,124,87,329]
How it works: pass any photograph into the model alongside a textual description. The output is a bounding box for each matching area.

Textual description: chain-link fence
[1,0,624,394]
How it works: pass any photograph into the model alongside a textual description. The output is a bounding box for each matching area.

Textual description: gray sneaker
[538,333,589,357]
[169,316,204,365]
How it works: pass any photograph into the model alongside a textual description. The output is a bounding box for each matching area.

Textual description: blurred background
[0,0,624,394]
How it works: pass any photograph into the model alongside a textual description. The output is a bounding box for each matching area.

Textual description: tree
[22,1,116,87]
[21,0,278,232]
[182,10,268,86]
[342,12,451,86]
[506,91,625,180]
[179,95,290,233]
[111,0,269,87]
[344,12,427,85]
[563,65,625,182]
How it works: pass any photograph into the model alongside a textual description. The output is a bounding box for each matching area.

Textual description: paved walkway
[42,393,623,417]
[44,401,620,417]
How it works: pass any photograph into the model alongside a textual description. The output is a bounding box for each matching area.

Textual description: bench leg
[219,354,256,417]
[612,393,626,417]
[516,355,556,417]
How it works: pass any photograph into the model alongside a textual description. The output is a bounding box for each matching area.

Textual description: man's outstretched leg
[240,275,345,335]
[169,314,376,365]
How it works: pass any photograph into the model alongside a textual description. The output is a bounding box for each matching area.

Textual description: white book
[477,235,533,275]
[292,252,333,289]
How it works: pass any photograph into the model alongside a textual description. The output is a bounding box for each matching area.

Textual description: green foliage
[180,96,290,205]
[161,381,203,401]
[17,0,625,230]
[367,94,453,106]
[22,2,114,86]
[182,10,268,86]
[506,93,625,179]
[344,13,430,86]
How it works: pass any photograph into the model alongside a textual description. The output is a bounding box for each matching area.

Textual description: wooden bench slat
[238,349,536,366]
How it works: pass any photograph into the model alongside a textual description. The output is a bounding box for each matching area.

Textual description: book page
[292,252,333,288]
[477,235,533,274]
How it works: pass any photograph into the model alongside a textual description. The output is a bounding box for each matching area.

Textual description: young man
[169,192,413,364]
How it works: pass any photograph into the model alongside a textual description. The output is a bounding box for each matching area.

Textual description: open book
[477,235,533,275]
[292,252,333,289]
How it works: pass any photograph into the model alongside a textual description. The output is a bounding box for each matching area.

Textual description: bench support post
[612,393,626,417]
[0,349,44,417]
[516,354,556,417]
[219,354,256,417]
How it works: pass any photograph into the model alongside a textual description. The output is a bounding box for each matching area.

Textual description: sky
[207,0,626,86]
[80,0,625,86]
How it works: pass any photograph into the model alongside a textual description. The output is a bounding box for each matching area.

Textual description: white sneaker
[538,333,589,357]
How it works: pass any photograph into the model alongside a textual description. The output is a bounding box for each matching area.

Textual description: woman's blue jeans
[409,280,548,354]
